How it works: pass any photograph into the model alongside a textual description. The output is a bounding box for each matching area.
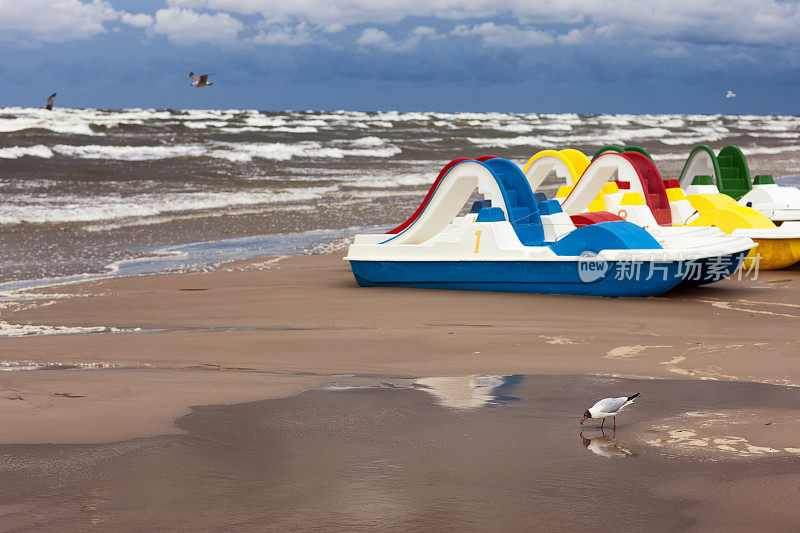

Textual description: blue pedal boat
[345,158,754,296]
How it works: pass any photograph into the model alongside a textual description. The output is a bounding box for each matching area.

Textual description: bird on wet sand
[580,393,640,430]
[189,72,213,87]
[44,93,56,110]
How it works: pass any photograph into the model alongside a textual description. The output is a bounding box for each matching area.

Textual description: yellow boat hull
[746,238,800,270]
[686,197,800,269]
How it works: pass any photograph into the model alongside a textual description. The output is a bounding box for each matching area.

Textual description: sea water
[1,108,799,283]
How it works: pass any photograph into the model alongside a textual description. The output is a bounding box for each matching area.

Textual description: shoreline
[0,226,376,295]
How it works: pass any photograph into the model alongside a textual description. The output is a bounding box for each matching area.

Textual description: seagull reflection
[580,430,638,458]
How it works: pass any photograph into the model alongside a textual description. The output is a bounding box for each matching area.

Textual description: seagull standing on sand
[189,72,213,87]
[44,93,56,110]
[580,393,640,430]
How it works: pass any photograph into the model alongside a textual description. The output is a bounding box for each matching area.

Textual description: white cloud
[653,45,691,58]
[412,26,437,38]
[357,28,392,48]
[167,0,499,26]
[121,13,154,28]
[358,25,441,51]
[510,1,800,47]
[323,23,346,34]
[453,22,554,48]
[252,22,316,46]
[3,0,800,51]
[0,0,120,42]
[557,28,584,45]
[164,0,800,48]
[152,8,243,45]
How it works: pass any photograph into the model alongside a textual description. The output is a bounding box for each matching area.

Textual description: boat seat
[475,207,505,222]
[569,211,625,228]
[538,200,563,215]
[470,199,492,213]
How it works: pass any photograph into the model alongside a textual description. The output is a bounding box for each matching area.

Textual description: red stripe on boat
[386,158,472,234]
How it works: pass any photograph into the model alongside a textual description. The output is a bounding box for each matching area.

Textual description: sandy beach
[2,253,800,530]
[0,0,800,533]
[4,0,800,527]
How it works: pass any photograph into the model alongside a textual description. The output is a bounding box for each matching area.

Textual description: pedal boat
[345,158,752,296]
[679,145,800,223]
[583,147,800,270]
[522,150,757,281]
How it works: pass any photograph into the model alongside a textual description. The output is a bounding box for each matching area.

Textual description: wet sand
[2,255,800,420]
[0,369,332,444]
[2,253,800,530]
[2,375,800,531]
[1,253,800,444]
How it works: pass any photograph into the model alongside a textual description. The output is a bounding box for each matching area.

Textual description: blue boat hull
[678,251,748,287]
[349,259,691,297]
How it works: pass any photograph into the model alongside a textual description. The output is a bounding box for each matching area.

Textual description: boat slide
[525,149,734,245]
[592,143,800,224]
[678,144,800,223]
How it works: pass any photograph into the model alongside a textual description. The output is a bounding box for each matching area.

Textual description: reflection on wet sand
[580,430,638,458]
[411,375,521,409]
[2,375,800,531]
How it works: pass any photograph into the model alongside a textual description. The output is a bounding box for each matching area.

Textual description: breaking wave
[0,186,338,225]
[0,139,401,162]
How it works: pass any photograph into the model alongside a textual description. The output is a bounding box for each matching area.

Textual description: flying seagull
[189,72,213,87]
[44,93,56,110]
[580,393,640,430]
[726,90,736,99]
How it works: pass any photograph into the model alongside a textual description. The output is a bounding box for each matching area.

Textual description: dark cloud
[1,5,798,113]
